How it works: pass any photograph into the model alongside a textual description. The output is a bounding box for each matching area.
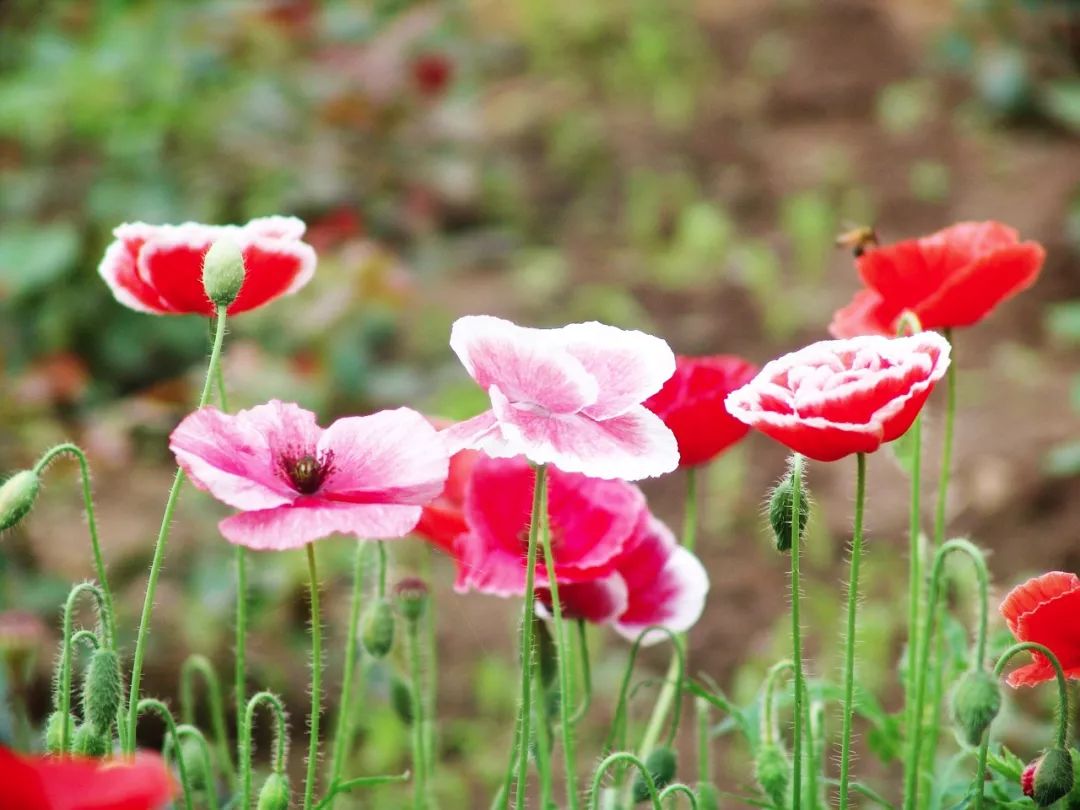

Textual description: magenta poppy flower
[452,456,708,640]
[442,315,679,481]
[98,217,316,316]
[725,333,950,462]
[170,400,449,550]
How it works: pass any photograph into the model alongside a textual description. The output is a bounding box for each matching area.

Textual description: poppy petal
[220,502,423,549]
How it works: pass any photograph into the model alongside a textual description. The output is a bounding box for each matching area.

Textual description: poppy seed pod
[360,600,395,658]
[633,747,677,803]
[1024,748,1074,806]
[0,470,40,532]
[768,465,809,553]
[755,743,790,806]
[394,577,429,623]
[201,238,246,309]
[82,648,122,735]
[72,722,110,758]
[950,669,1001,746]
[257,772,291,810]
[44,711,75,754]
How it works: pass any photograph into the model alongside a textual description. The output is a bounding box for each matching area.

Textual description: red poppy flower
[411,53,454,98]
[98,217,316,316]
[644,355,758,467]
[414,447,480,554]
[830,221,1045,337]
[0,747,175,809]
[999,572,1080,688]
[725,333,951,462]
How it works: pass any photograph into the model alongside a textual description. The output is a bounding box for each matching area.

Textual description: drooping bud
[755,743,790,806]
[257,771,291,810]
[361,599,395,658]
[201,238,246,309]
[768,463,808,553]
[82,648,122,734]
[393,577,429,623]
[179,737,209,792]
[633,747,677,803]
[72,722,110,757]
[44,711,75,754]
[1024,748,1075,806]
[695,782,721,810]
[391,673,414,726]
[950,669,1001,746]
[0,470,40,532]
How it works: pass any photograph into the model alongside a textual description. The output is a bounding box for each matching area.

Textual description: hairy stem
[838,452,867,810]
[304,544,324,810]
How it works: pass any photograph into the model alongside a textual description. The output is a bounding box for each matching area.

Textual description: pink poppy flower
[452,456,708,641]
[725,333,951,462]
[99,217,317,316]
[170,400,449,550]
[442,315,679,480]
[414,446,480,554]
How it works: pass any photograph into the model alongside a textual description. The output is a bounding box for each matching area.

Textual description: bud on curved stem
[179,654,235,790]
[202,239,246,309]
[242,691,290,809]
[82,647,122,736]
[165,725,220,810]
[0,470,39,532]
[58,582,107,756]
[588,752,662,810]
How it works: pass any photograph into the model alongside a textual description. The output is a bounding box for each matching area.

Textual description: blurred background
[1,0,1078,805]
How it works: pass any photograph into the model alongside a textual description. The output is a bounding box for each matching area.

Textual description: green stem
[588,752,662,810]
[421,544,438,780]
[838,452,867,810]
[533,646,554,809]
[808,700,825,809]
[172,725,220,810]
[659,784,699,810]
[903,417,923,777]
[313,771,411,810]
[407,617,428,809]
[696,697,711,785]
[125,306,229,753]
[137,698,195,810]
[242,690,289,806]
[788,453,805,810]
[761,660,795,745]
[569,620,592,725]
[537,470,580,810]
[974,642,1069,810]
[304,543,323,810]
[235,545,248,800]
[376,541,388,597]
[179,654,235,790]
[605,627,684,757]
[59,583,107,754]
[512,464,548,808]
[903,538,989,810]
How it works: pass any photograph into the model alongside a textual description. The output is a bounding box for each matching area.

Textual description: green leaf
[0,222,80,298]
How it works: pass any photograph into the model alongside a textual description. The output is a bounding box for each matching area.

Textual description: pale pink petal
[492,395,679,480]
[449,315,598,414]
[439,409,516,458]
[557,322,676,420]
[537,573,629,624]
[170,407,295,511]
[318,407,449,504]
[244,400,324,457]
[219,502,423,550]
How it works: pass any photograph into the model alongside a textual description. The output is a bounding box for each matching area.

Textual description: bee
[835,225,879,258]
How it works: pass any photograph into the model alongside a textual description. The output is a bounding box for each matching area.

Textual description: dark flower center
[279,449,335,495]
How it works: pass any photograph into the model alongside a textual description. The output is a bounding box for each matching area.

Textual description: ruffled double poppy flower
[644,355,758,467]
[434,454,708,641]
[170,400,449,550]
[98,217,317,316]
[999,571,1080,687]
[725,333,951,462]
[0,747,174,809]
[830,221,1045,337]
[442,315,679,481]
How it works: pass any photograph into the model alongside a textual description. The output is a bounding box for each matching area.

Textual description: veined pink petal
[439,409,516,458]
[556,322,676,420]
[220,502,423,550]
[492,394,679,480]
[615,544,709,644]
[318,408,449,504]
[170,407,295,511]
[452,531,526,597]
[244,400,324,458]
[449,315,599,414]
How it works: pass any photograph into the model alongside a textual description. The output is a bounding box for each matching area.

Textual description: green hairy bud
[1025,747,1074,806]
[633,747,677,803]
[391,673,414,726]
[0,470,40,532]
[82,648,122,734]
[44,711,75,754]
[695,782,721,810]
[393,577,429,623]
[768,463,808,553]
[201,238,246,308]
[755,743,790,806]
[179,737,210,792]
[257,771,291,810]
[361,599,395,658]
[950,668,1001,746]
[72,722,110,757]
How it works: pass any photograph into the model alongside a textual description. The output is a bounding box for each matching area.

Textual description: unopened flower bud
[179,737,209,792]
[768,464,808,553]
[391,673,414,726]
[82,648,122,735]
[950,669,1001,746]
[755,743,790,806]
[257,771,291,810]
[633,747,677,803]
[44,710,75,754]
[72,722,111,757]
[393,577,429,623]
[202,238,246,309]
[361,599,395,658]
[1024,748,1074,806]
[695,782,721,810]
[0,470,40,532]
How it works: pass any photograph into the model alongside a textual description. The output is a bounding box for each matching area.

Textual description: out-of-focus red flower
[411,52,454,98]
[0,747,175,809]
[830,221,1045,337]
[415,447,480,554]
[306,207,364,252]
[98,217,316,316]
[999,572,1080,688]
[644,355,758,467]
[725,333,951,462]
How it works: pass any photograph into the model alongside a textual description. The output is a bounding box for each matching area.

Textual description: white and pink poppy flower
[442,315,679,480]
[170,400,449,550]
[99,216,316,316]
